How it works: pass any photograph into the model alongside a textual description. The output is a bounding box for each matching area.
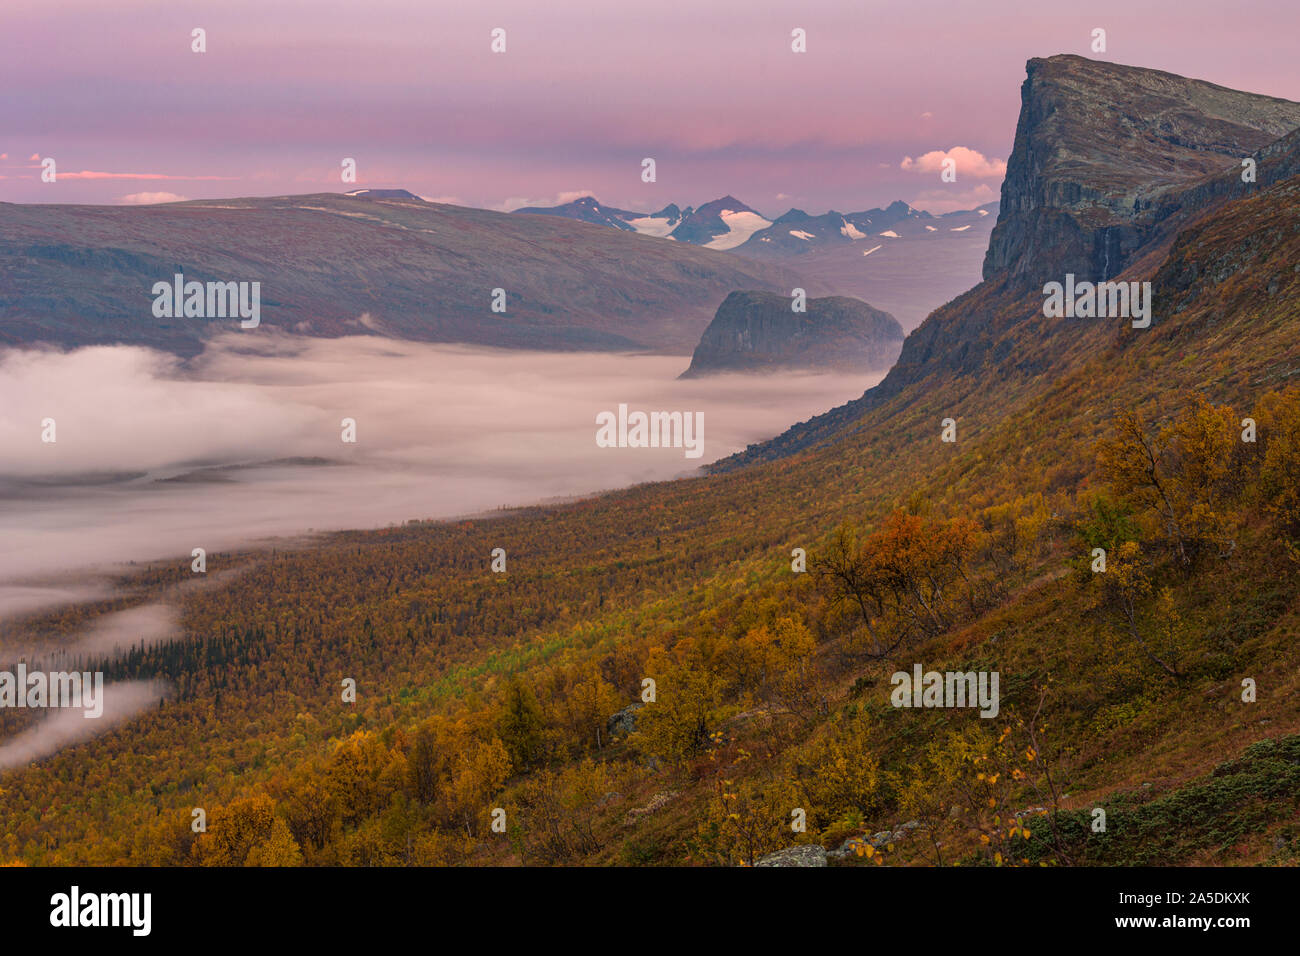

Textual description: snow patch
[788,229,816,240]
[861,245,883,257]
[879,230,901,239]
[839,218,867,240]
[703,210,773,250]
[950,225,971,232]
[626,216,676,238]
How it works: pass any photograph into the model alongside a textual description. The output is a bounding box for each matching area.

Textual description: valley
[1,53,1298,871]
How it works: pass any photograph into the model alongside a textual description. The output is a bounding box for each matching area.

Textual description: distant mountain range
[0,185,996,356]
[513,193,998,256]
[508,194,1000,334]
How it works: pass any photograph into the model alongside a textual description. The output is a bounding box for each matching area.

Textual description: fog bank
[1,334,880,615]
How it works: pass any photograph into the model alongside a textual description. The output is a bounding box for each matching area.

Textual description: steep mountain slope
[0,193,800,356]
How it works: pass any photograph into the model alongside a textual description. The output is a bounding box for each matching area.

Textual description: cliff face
[681,291,903,378]
[983,55,1300,283]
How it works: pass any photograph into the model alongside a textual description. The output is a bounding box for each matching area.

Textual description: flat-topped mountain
[681,290,903,378]
[985,54,1300,282]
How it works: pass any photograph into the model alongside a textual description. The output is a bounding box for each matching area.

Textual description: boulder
[754,845,828,867]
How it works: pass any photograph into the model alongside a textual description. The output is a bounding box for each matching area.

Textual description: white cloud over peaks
[900,146,1006,179]
[120,191,188,204]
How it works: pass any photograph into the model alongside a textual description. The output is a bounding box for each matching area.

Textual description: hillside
[0,193,799,356]
[1,55,1298,869]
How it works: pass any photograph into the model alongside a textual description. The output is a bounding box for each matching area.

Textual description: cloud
[0,335,876,584]
[908,183,999,214]
[120,191,188,204]
[0,153,7,160]
[498,190,599,212]
[900,146,1006,179]
[0,680,168,771]
[920,112,933,119]
[347,311,386,332]
[58,170,236,180]
[28,152,39,161]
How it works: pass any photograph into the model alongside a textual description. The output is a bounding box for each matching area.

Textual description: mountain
[0,192,801,356]
[680,290,903,377]
[513,193,775,248]
[717,54,1300,470]
[985,54,1300,281]
[667,196,772,249]
[510,195,640,231]
[735,199,935,255]
[510,196,687,238]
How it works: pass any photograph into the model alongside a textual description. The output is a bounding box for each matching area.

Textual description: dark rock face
[681,290,903,377]
[984,55,1300,283]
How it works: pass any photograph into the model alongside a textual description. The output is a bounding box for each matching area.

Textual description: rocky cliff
[983,54,1300,283]
[681,291,903,378]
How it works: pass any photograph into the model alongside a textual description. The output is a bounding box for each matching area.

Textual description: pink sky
[2,0,1297,214]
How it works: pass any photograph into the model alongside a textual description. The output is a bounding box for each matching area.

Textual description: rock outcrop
[681,291,903,377]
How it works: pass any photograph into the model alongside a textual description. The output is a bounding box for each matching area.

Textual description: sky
[2,0,1298,215]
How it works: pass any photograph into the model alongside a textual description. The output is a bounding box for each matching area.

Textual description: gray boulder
[754,845,828,867]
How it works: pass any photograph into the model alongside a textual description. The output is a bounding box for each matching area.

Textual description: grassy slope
[0,176,1298,866]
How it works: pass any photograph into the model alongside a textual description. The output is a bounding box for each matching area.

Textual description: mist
[0,333,880,616]
[0,680,167,771]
